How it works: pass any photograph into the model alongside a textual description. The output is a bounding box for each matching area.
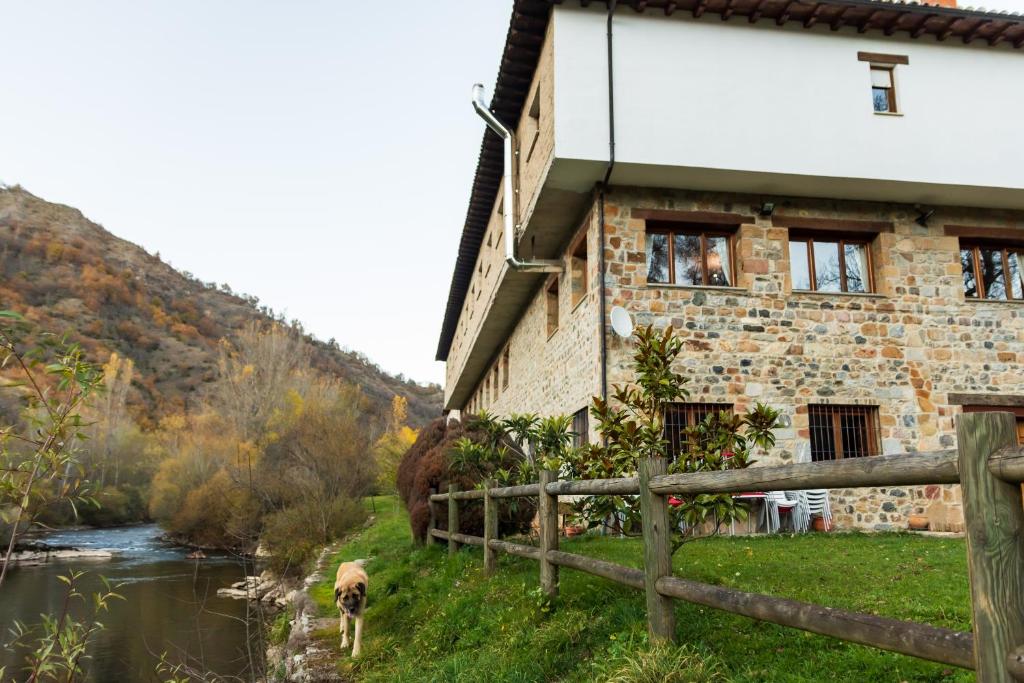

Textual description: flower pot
[811,517,829,532]
[908,515,930,531]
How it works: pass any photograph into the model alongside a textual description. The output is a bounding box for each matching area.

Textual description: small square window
[960,242,1024,301]
[645,223,734,287]
[570,233,588,307]
[789,232,873,293]
[870,66,897,114]
[546,277,559,337]
[808,405,880,461]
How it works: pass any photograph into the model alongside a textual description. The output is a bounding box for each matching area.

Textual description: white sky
[2,1,1022,386]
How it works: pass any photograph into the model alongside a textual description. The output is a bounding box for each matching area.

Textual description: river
[1,524,266,682]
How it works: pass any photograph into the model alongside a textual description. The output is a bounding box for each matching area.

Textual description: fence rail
[425,413,1024,682]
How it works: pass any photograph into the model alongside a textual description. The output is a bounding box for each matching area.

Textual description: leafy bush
[261,496,367,575]
[593,644,726,683]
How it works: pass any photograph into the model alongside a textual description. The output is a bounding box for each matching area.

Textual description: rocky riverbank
[3,541,116,565]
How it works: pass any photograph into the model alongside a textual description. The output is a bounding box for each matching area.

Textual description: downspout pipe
[472,83,562,274]
[598,0,617,405]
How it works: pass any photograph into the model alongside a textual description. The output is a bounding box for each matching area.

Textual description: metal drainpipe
[472,84,562,274]
[598,0,617,405]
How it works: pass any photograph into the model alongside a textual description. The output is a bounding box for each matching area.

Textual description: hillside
[0,186,442,427]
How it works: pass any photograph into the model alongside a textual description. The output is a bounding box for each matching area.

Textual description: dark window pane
[673,234,703,286]
[844,243,870,293]
[872,87,890,112]
[840,412,870,458]
[789,240,811,290]
[961,248,978,298]
[808,410,836,462]
[646,233,669,283]
[813,240,842,292]
[705,236,731,287]
[980,248,1006,299]
[1009,251,1023,299]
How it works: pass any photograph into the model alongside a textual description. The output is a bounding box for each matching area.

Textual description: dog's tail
[351,558,370,568]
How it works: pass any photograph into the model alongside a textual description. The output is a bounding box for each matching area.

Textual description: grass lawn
[310,496,973,682]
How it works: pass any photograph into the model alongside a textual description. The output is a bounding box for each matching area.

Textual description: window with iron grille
[664,402,734,461]
[808,404,880,462]
[571,407,589,447]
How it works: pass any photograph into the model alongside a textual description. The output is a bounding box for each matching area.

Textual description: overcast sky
[3,1,1022,386]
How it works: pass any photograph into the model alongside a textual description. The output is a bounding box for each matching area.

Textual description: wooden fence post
[538,469,559,599]
[957,412,1024,682]
[639,457,676,643]
[448,483,460,557]
[484,479,497,575]
[426,487,438,546]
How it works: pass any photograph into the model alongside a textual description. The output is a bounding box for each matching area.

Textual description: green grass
[313,497,972,682]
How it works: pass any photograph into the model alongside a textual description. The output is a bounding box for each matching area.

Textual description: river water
[1,524,265,682]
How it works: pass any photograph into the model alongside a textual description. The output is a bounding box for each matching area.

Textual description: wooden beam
[830,5,849,31]
[693,0,708,18]
[803,5,823,28]
[547,550,645,589]
[912,13,935,38]
[630,0,648,10]
[538,469,559,599]
[748,0,767,23]
[633,208,756,225]
[489,482,541,498]
[665,0,678,15]
[987,23,1011,46]
[956,412,1024,681]
[858,9,885,33]
[944,225,1024,243]
[639,458,676,643]
[1015,34,1024,49]
[1008,645,1024,680]
[772,215,894,232]
[426,487,439,547]
[487,538,541,561]
[987,444,1024,485]
[938,17,958,41]
[776,0,796,26]
[857,51,910,65]
[647,450,960,496]
[544,477,641,496]
[655,576,975,669]
[721,0,735,21]
[962,20,986,44]
[948,393,1024,408]
[884,12,905,36]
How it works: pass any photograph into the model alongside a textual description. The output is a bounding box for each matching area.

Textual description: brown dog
[334,561,368,657]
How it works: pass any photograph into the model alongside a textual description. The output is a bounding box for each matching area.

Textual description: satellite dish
[610,306,634,338]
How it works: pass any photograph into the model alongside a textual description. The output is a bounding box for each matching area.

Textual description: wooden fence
[426,412,1024,682]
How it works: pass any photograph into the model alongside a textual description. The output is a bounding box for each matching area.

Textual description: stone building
[435,0,1024,530]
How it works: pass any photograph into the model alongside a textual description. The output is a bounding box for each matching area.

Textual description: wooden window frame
[959,242,1024,301]
[871,65,897,114]
[571,407,589,448]
[807,405,881,461]
[501,346,510,392]
[645,222,736,287]
[570,231,589,308]
[789,232,875,293]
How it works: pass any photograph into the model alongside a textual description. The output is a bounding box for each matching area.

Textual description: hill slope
[0,186,441,427]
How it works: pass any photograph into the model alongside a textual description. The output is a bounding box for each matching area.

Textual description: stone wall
[601,186,1024,531]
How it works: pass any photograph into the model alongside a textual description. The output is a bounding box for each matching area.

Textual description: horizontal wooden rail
[429,528,448,541]
[450,532,485,547]
[487,539,541,561]
[546,550,644,590]
[987,444,1024,484]
[648,450,960,496]
[545,477,640,496]
[451,489,485,501]
[429,493,446,502]
[655,576,974,669]
[489,483,541,499]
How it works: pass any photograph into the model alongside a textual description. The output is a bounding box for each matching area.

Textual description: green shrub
[589,644,725,683]
[262,496,367,575]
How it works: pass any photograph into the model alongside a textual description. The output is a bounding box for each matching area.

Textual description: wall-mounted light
[914,205,935,228]
[759,202,775,217]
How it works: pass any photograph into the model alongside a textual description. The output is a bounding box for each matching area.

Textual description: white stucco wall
[552,6,1024,204]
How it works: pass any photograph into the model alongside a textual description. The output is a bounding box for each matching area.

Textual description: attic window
[871,66,897,114]
[857,52,907,115]
[525,87,541,163]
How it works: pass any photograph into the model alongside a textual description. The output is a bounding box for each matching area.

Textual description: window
[646,223,734,287]
[570,232,588,307]
[664,403,734,461]
[808,405,880,461]
[492,365,499,402]
[546,277,559,337]
[501,346,510,391]
[960,243,1024,301]
[871,66,897,113]
[789,233,873,293]
[571,407,589,447]
[962,406,1024,446]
